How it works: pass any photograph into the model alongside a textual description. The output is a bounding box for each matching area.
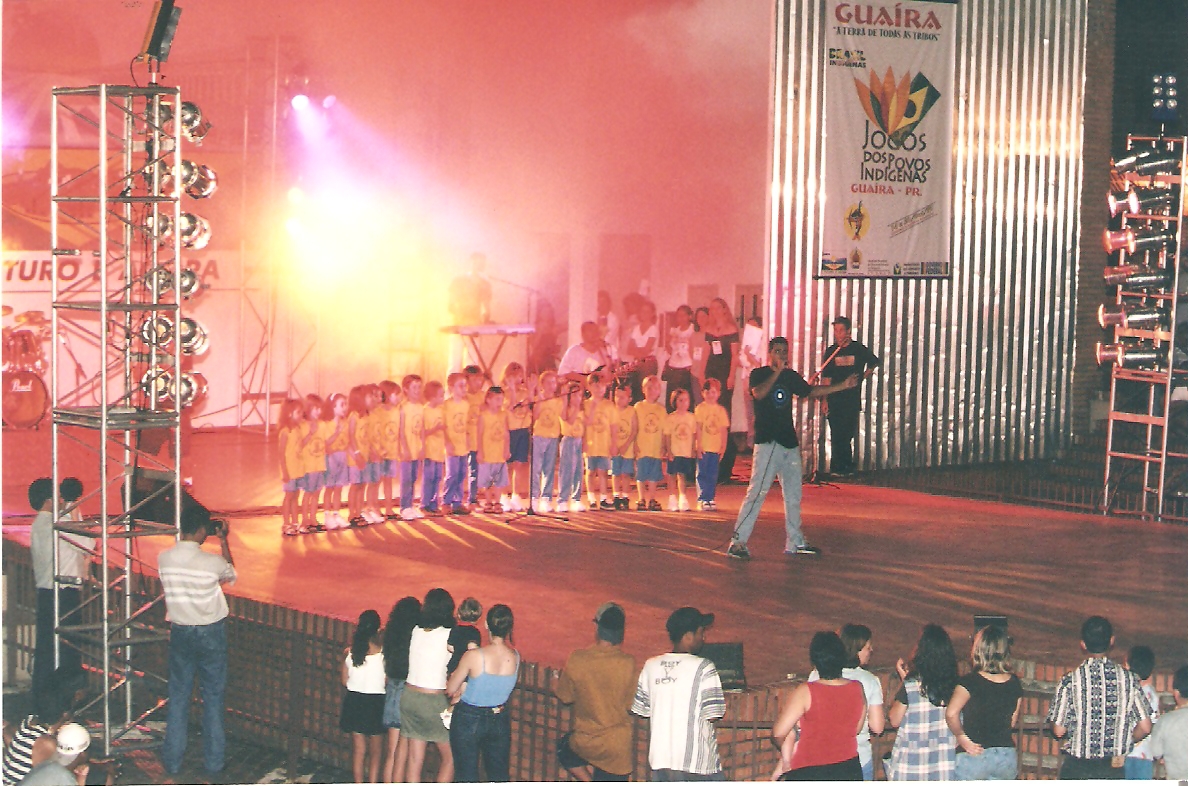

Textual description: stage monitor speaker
[699,642,746,691]
[973,614,1008,635]
[130,467,207,526]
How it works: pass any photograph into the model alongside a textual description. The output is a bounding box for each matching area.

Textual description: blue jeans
[955,747,1017,780]
[400,460,422,509]
[731,442,804,549]
[861,759,873,780]
[422,460,444,511]
[1123,757,1154,780]
[162,620,227,774]
[558,437,584,502]
[444,455,468,506]
[531,437,559,499]
[696,452,720,502]
[449,702,511,783]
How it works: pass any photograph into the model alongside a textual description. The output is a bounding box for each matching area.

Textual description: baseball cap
[55,722,90,766]
[831,316,852,329]
[593,602,625,633]
[666,607,714,642]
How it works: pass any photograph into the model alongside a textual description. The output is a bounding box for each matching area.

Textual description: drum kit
[2,307,50,429]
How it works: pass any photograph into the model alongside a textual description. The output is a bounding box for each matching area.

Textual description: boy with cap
[555,603,637,781]
[632,607,725,780]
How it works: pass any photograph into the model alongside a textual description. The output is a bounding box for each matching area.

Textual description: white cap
[55,722,90,766]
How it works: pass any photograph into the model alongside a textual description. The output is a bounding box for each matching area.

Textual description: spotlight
[174,371,209,408]
[1096,342,1165,369]
[144,213,211,249]
[177,317,209,355]
[291,94,310,111]
[1102,227,1175,255]
[179,160,218,199]
[1112,148,1181,175]
[160,101,212,144]
[140,315,174,347]
[140,367,172,402]
[1098,304,1168,330]
[1107,189,1138,217]
[1152,73,1180,122]
[1113,187,1176,217]
[1103,265,1171,289]
[141,368,208,408]
[146,267,203,299]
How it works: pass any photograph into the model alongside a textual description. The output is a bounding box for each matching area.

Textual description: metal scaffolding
[50,83,190,755]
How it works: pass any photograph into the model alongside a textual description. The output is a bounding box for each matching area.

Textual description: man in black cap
[821,317,880,476]
[632,607,725,780]
[555,602,637,781]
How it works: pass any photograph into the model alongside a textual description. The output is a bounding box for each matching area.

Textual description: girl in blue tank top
[446,605,519,782]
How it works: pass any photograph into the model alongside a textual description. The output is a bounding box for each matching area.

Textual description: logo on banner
[855,68,941,147]
[849,248,863,271]
[844,202,870,241]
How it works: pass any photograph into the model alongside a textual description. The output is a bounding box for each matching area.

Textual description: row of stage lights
[139,99,214,409]
[1096,142,1183,370]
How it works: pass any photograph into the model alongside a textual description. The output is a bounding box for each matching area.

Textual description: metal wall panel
[768,0,1087,470]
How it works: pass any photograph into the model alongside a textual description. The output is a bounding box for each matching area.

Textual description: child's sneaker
[698,501,711,512]
[500,498,513,513]
[599,499,615,511]
[537,498,552,513]
[648,499,662,512]
[678,496,690,512]
[509,494,525,512]
[451,505,470,516]
[555,501,569,513]
[667,495,679,512]
[400,507,420,521]
[636,500,648,511]
[571,500,587,513]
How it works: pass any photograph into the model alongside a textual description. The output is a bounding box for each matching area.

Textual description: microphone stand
[804,344,844,489]
[505,383,582,524]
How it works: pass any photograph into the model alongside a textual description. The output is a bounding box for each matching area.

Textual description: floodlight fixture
[179,160,218,198]
[137,0,183,64]
[145,267,202,299]
[1113,148,1181,175]
[1096,342,1165,369]
[159,101,211,144]
[1098,304,1168,330]
[1152,73,1180,122]
[1103,265,1171,289]
[1102,227,1175,255]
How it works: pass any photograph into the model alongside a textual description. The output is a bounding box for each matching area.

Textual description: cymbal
[14,310,48,326]
[1,306,11,317]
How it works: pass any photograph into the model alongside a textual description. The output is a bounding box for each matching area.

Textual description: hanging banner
[819,0,956,279]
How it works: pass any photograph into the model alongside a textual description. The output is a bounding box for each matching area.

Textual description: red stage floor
[4,427,1187,685]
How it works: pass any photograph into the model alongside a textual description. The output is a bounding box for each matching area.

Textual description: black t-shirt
[956,672,1022,749]
[823,340,880,409]
[750,366,812,448]
[703,331,738,382]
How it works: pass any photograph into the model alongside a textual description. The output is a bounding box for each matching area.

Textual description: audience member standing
[808,624,885,780]
[341,610,385,784]
[1148,665,1188,779]
[555,603,637,781]
[632,607,725,781]
[1046,616,1152,779]
[944,625,1022,780]
[887,624,959,780]
[382,596,422,783]
[401,589,456,783]
[1124,645,1159,779]
[158,508,236,778]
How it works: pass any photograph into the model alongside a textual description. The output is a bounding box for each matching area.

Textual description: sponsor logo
[855,67,941,148]
[820,256,848,275]
[845,201,870,241]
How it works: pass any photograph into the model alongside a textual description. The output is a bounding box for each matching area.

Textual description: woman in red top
[773,632,868,781]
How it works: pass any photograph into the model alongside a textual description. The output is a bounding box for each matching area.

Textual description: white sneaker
[555,501,569,513]
[571,501,587,513]
[328,512,346,529]
[500,498,512,512]
[678,496,690,512]
[698,501,710,512]
[586,495,597,507]
[364,510,384,524]
[537,498,552,513]
[400,507,419,521]
[667,495,679,512]
[509,494,525,512]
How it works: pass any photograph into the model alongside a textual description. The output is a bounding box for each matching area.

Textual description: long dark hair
[419,588,456,630]
[906,623,959,707]
[487,604,514,643]
[351,609,382,667]
[383,596,421,680]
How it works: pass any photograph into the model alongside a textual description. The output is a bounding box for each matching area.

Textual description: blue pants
[162,620,227,774]
[468,450,479,504]
[955,747,1017,780]
[450,702,511,783]
[731,442,804,550]
[697,451,720,502]
[531,436,559,499]
[422,460,443,511]
[444,456,468,506]
[558,437,583,503]
[400,460,422,509]
[1123,757,1154,780]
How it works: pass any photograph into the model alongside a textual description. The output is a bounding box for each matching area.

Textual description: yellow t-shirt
[466,389,486,452]
[633,401,666,459]
[664,411,696,459]
[443,398,470,457]
[583,398,615,458]
[279,425,303,480]
[614,405,637,459]
[372,404,400,461]
[533,397,563,439]
[423,404,446,463]
[300,419,329,476]
[505,386,532,431]
[478,408,509,464]
[325,416,350,453]
[351,412,371,467]
[694,402,731,455]
[561,402,585,439]
[400,401,425,460]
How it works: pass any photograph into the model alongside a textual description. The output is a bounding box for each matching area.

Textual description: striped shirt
[2,716,50,786]
[632,652,725,775]
[158,541,236,626]
[1046,656,1152,759]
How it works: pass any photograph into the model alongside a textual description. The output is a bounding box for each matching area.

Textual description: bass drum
[3,371,48,429]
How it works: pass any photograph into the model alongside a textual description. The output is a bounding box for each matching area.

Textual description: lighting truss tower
[1099,135,1187,519]
[50,84,189,755]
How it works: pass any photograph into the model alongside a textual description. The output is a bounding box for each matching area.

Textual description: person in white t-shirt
[807,623,886,780]
[632,607,725,780]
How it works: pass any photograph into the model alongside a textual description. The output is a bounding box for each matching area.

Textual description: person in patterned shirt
[1046,616,1153,780]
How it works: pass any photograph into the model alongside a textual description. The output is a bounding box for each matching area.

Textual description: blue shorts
[585,455,610,472]
[383,459,400,478]
[300,470,325,492]
[283,478,299,494]
[364,461,383,484]
[636,457,664,482]
[668,456,695,483]
[508,428,530,463]
[348,465,364,485]
[611,456,635,476]
[477,462,509,489]
[325,451,350,488]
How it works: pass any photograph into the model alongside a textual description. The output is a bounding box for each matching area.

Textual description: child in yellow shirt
[278,398,304,535]
[399,374,427,520]
[610,383,638,510]
[502,362,532,512]
[442,373,472,515]
[322,393,351,529]
[694,378,731,510]
[632,376,667,511]
[421,380,447,514]
[476,386,510,514]
[375,380,403,518]
[557,386,586,512]
[531,371,564,512]
[664,388,696,512]
[583,372,617,510]
[464,365,488,507]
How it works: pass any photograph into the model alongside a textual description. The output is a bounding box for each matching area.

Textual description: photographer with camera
[157,508,236,779]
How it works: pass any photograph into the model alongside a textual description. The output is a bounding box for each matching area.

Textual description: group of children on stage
[278,363,731,535]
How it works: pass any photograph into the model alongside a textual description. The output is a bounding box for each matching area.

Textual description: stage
[3,427,1186,685]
